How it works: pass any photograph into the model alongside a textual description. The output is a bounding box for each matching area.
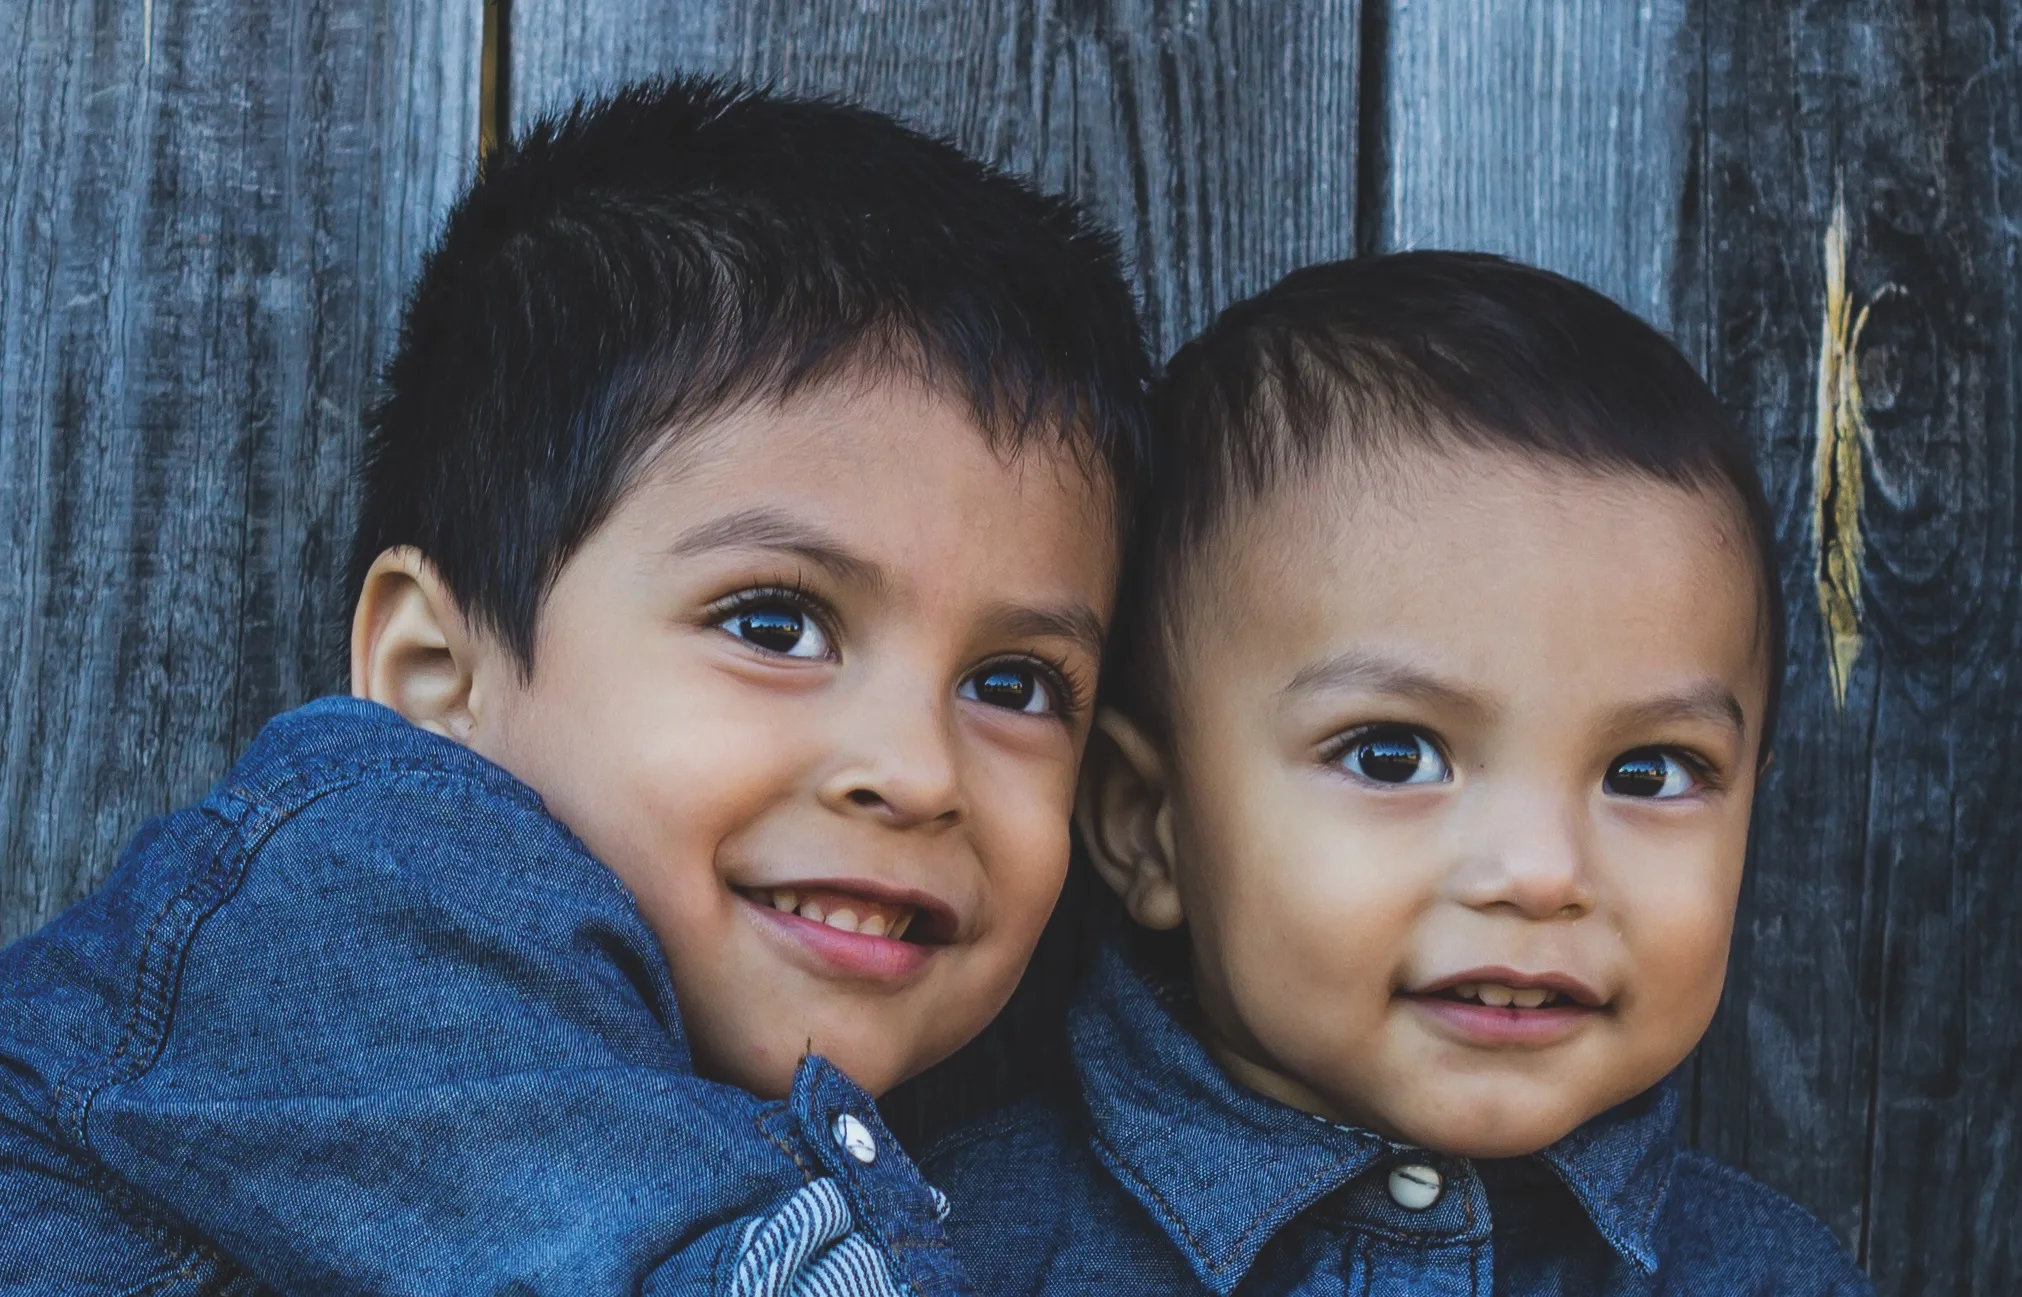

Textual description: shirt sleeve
[37,766,944,1295]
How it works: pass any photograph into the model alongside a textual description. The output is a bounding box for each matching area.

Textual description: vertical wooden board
[0,1,480,943]
[509,0,1361,357]
[1372,0,1697,332]
[1698,2,2021,1290]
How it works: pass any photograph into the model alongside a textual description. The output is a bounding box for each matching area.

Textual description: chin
[1383,1096,1589,1160]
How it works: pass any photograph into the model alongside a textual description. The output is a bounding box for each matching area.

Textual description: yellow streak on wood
[1813,186,1873,708]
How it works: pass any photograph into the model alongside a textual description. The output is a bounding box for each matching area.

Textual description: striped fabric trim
[729,1177,910,1297]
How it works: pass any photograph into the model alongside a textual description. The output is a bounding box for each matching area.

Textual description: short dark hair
[352,77,1150,668]
[1116,251,1785,758]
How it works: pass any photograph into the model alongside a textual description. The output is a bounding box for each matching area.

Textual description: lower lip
[742,895,936,982]
[1402,994,1602,1046]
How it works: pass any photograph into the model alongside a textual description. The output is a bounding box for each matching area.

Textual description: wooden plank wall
[2,0,2013,1290]
[0,3,481,944]
[513,1,1363,358]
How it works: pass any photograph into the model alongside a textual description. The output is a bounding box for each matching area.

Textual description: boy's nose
[1450,794,1596,919]
[817,687,966,830]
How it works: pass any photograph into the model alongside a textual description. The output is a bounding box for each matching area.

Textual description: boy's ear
[349,547,485,743]
[1077,708,1185,931]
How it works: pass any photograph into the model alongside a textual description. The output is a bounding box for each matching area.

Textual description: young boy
[925,253,1874,1294]
[0,79,1148,1294]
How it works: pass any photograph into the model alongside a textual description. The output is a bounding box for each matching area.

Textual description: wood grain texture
[1694,3,2021,1291]
[1371,0,1697,331]
[509,0,1361,357]
[0,0,480,943]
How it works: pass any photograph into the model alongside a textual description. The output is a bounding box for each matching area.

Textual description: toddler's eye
[1605,749,1697,799]
[718,600,831,659]
[960,663,1056,715]
[1336,727,1449,786]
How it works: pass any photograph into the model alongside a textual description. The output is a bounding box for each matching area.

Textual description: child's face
[468,378,1116,1098]
[1098,444,1767,1157]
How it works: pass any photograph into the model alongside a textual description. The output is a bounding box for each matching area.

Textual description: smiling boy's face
[1089,442,1769,1157]
[370,376,1117,1099]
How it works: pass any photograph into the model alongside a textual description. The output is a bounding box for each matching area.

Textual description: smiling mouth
[735,887,948,944]
[1435,982,1567,1009]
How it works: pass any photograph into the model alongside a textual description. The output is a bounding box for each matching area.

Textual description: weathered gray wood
[1695,4,2022,1292]
[509,0,1362,358]
[0,1,481,943]
[1371,0,1697,331]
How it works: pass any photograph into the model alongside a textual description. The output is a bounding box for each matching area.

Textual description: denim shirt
[0,697,969,1296]
[925,941,1873,1296]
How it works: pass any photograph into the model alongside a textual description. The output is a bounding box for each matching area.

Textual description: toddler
[927,253,1872,1295]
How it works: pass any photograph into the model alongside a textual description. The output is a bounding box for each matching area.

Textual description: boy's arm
[4,765,962,1296]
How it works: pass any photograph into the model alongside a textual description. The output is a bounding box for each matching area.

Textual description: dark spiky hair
[351,76,1151,667]
[1116,251,1785,758]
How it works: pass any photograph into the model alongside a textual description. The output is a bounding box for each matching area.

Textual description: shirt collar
[1068,938,1679,1289]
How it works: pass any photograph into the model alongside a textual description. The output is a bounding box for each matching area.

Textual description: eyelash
[705,582,1091,721]
[1645,746,1725,792]
[1319,722,1445,765]
[996,650,1091,723]
[705,580,837,647]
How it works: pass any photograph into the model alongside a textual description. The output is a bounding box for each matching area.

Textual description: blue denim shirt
[0,697,970,1296]
[925,940,1872,1295]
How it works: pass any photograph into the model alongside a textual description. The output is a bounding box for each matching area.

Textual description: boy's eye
[718,600,832,659]
[1605,749,1697,799]
[1336,727,1450,786]
[960,663,1056,715]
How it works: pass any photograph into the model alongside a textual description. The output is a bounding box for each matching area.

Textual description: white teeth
[822,908,861,933]
[1476,984,1514,1008]
[860,914,889,938]
[771,890,798,913]
[1455,983,1478,1001]
[1511,987,1548,1009]
[801,900,826,923]
[888,910,914,940]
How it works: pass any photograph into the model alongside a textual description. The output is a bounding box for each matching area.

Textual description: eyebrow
[666,506,886,591]
[1609,682,1747,736]
[1285,649,1747,738]
[975,601,1109,664]
[1281,649,1496,718]
[667,505,1105,660]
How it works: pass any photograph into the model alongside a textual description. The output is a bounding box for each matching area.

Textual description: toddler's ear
[349,547,485,743]
[1077,709,1186,931]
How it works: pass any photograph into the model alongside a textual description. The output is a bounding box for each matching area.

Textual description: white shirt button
[1387,1163,1442,1210]
[832,1112,877,1165]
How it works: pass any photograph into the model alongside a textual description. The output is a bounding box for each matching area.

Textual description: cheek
[1606,821,1747,1029]
[488,644,809,924]
[966,747,1076,946]
[1183,767,1425,1014]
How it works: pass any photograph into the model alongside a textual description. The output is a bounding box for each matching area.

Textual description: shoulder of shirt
[1661,1148,1874,1292]
[206,695,548,824]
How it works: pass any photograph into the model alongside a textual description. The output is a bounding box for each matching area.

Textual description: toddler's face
[1095,445,1767,1157]
[465,378,1116,1098]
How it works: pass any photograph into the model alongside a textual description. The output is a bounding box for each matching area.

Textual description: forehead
[1170,444,1767,713]
[603,374,1119,596]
